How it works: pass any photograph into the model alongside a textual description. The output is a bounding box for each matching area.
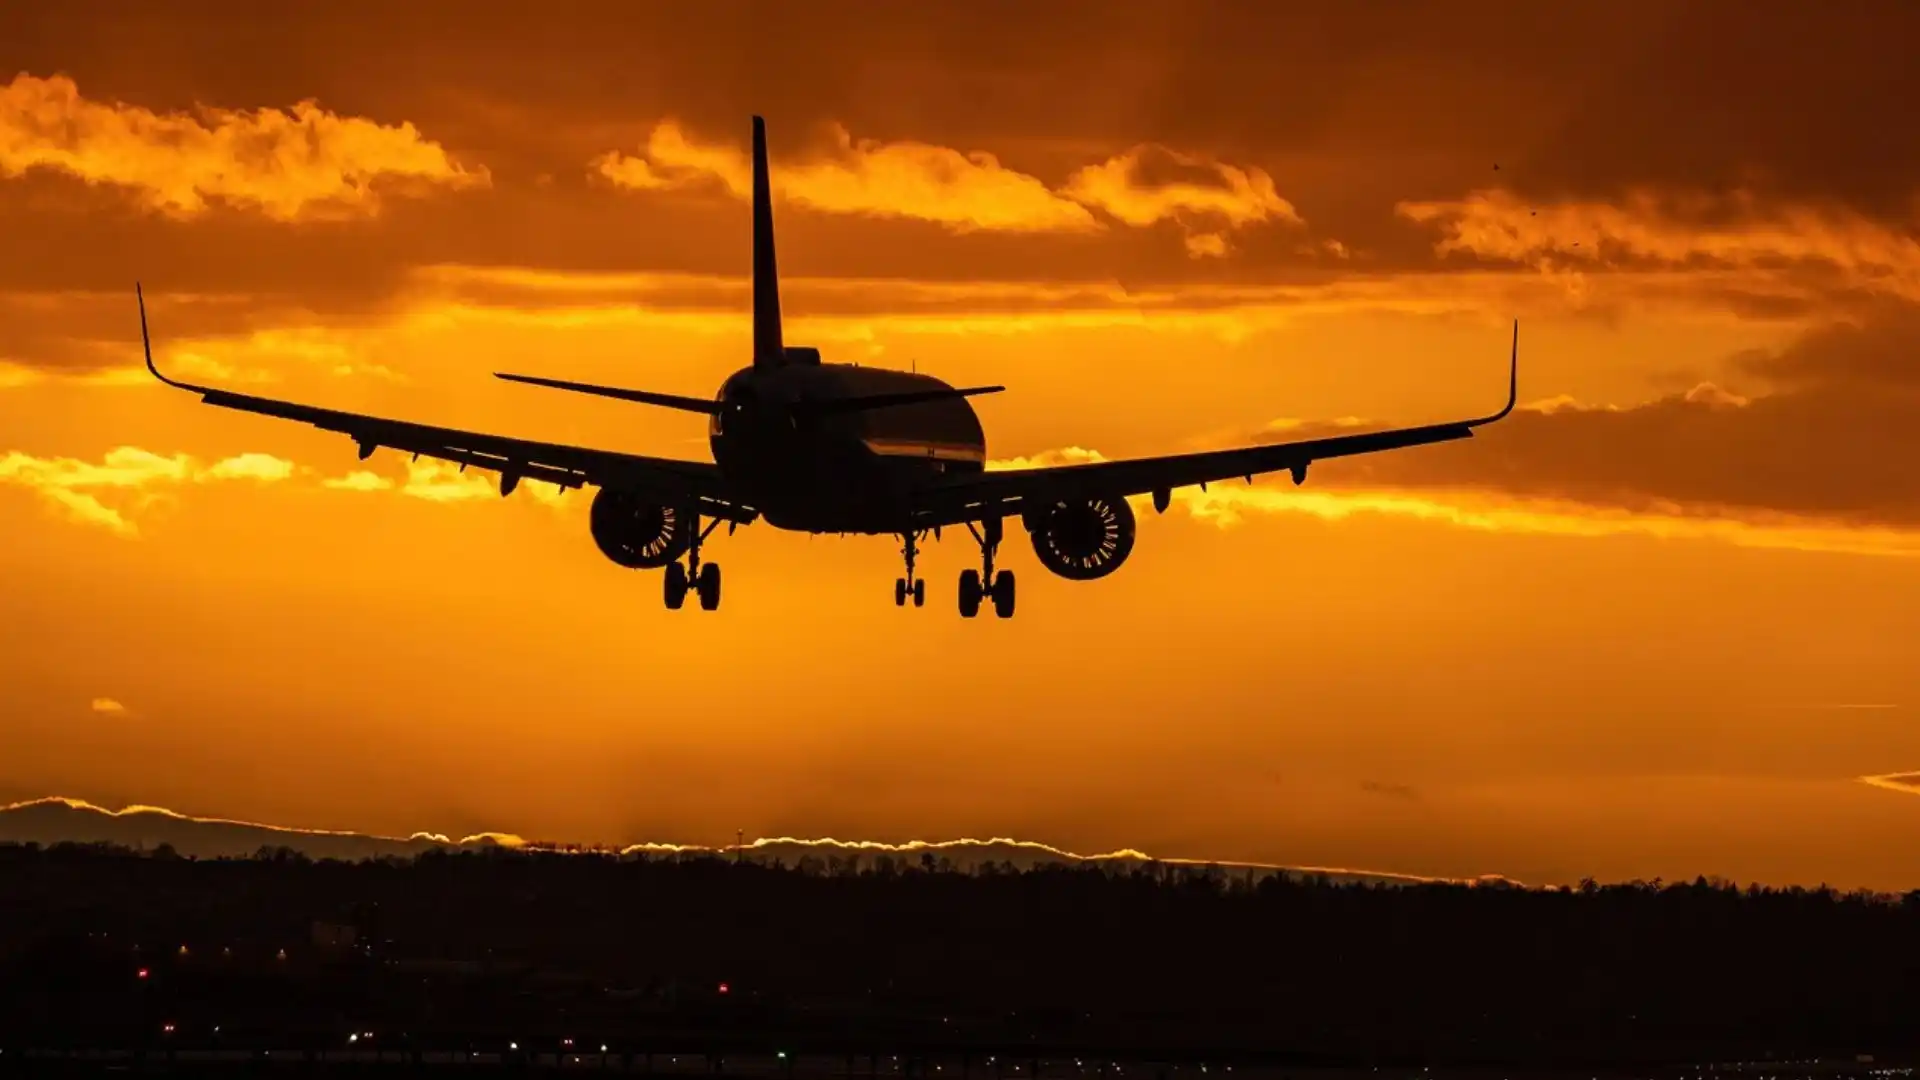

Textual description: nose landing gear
[895,531,927,607]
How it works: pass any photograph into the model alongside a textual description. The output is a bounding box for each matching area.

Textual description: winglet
[137,283,205,393]
[1467,318,1519,427]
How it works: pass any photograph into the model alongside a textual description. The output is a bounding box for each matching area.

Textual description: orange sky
[5,0,1920,890]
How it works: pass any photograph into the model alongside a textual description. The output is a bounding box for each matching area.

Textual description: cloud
[1184,233,1230,259]
[405,264,1645,350]
[1397,188,1920,304]
[592,120,1299,256]
[200,453,297,482]
[1167,480,1920,560]
[0,446,298,535]
[593,119,1099,234]
[1741,304,1920,391]
[0,360,149,390]
[1,443,584,537]
[362,458,571,507]
[1062,142,1303,256]
[986,446,1109,471]
[322,470,394,492]
[1287,307,1920,533]
[1859,772,1920,796]
[89,698,128,716]
[0,73,488,221]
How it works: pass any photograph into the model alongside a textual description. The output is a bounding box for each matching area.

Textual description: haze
[4,0,1919,891]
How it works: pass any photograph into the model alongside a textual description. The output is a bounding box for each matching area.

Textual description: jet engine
[1025,495,1136,580]
[588,489,691,569]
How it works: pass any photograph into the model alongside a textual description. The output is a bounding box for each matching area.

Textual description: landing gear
[895,531,927,608]
[697,562,722,611]
[665,511,725,612]
[959,518,1015,619]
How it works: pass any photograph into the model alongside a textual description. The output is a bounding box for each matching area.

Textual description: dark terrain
[2,842,1917,1071]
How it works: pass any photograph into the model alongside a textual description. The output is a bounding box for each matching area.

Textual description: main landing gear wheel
[697,563,722,611]
[894,530,928,609]
[664,509,727,612]
[958,569,982,618]
[991,569,1015,618]
[960,518,1016,619]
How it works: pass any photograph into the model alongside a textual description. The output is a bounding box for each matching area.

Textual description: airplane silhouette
[139,115,1517,619]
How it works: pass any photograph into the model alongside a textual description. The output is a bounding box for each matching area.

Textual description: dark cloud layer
[5,0,1915,301]
[1312,312,1920,528]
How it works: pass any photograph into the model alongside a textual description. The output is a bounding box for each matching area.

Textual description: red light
[137,968,149,979]
[718,982,730,994]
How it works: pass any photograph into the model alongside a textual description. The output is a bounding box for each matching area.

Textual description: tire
[664,563,689,610]
[912,578,926,607]
[697,563,722,611]
[991,569,1016,619]
[957,569,982,618]
[894,578,908,607]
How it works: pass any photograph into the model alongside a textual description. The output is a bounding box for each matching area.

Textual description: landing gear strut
[959,517,1015,619]
[894,531,926,608]
[665,511,726,611]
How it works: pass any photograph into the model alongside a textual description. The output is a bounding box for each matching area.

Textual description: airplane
[139,115,1517,619]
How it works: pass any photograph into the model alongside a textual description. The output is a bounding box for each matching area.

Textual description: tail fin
[751,115,784,370]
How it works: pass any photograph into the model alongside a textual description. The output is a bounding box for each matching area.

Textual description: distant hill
[0,795,1505,887]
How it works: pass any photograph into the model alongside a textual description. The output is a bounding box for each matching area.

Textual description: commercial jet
[139,116,1517,619]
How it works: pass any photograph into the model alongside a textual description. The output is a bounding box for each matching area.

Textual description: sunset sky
[6,0,1920,891]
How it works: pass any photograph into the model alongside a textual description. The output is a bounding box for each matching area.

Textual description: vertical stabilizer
[751,115,784,369]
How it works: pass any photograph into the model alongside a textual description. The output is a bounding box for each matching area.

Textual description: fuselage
[707,358,986,533]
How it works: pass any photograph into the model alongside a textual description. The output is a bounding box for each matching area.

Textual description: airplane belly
[712,430,922,532]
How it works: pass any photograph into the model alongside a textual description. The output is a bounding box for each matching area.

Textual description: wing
[136,287,753,523]
[911,321,1518,528]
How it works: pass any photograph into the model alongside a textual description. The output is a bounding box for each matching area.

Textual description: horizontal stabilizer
[495,372,720,415]
[802,385,1005,416]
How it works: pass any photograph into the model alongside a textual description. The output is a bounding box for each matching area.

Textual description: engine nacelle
[1024,495,1136,580]
[588,489,690,569]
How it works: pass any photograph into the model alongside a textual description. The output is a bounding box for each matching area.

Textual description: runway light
[718,982,730,994]
[136,968,149,979]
